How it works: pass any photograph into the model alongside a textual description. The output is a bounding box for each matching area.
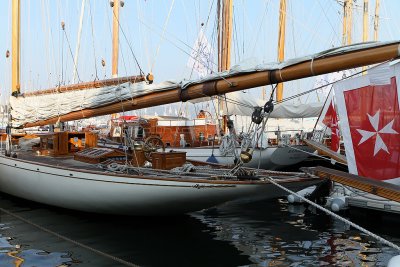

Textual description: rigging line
[88,0,99,80]
[250,0,271,56]
[203,0,216,31]
[104,0,113,78]
[273,61,390,106]
[136,0,150,72]
[317,0,341,44]
[189,0,215,79]
[233,6,240,63]
[138,19,235,87]
[61,28,64,85]
[112,8,144,76]
[62,26,82,83]
[150,0,176,73]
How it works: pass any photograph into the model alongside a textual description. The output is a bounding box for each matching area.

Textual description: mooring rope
[0,206,140,267]
[265,176,400,252]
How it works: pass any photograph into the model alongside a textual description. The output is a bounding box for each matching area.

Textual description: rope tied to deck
[265,176,400,252]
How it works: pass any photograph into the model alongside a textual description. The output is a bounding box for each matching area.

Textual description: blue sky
[1,0,400,107]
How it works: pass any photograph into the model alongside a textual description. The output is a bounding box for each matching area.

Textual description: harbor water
[0,188,399,267]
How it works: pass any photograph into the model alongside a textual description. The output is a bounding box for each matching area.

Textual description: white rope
[265,176,400,252]
[281,143,340,164]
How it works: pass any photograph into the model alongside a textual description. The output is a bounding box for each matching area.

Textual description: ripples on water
[0,193,399,266]
[0,222,72,266]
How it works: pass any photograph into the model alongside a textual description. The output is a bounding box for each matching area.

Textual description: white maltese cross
[356,110,398,156]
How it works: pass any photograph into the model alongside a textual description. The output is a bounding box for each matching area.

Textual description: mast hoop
[202,81,219,97]
[178,87,189,102]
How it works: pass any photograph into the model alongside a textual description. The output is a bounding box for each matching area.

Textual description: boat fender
[330,196,347,212]
[263,99,274,113]
[251,107,263,124]
[287,185,317,203]
[388,255,400,267]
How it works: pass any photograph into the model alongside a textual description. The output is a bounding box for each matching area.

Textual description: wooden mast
[342,0,353,45]
[347,0,353,45]
[374,0,380,41]
[11,0,21,96]
[218,0,233,133]
[362,0,369,74]
[23,42,400,127]
[363,0,369,43]
[111,0,122,78]
[276,0,286,102]
[220,0,233,71]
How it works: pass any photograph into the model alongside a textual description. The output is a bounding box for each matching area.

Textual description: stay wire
[137,19,234,87]
[274,60,390,106]
[88,0,99,80]
[62,25,82,83]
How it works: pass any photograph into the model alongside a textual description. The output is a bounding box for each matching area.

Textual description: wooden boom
[23,75,147,97]
[24,42,400,127]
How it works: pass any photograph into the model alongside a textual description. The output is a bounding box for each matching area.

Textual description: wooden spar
[12,0,20,96]
[313,166,400,203]
[112,0,120,77]
[276,0,286,102]
[22,75,147,97]
[362,0,369,74]
[23,42,400,127]
[303,139,347,165]
[374,0,380,41]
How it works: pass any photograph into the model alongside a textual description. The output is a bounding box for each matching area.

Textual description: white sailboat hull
[0,155,316,215]
[175,145,314,170]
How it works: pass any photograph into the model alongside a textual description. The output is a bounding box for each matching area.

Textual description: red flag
[342,77,400,180]
[322,101,340,152]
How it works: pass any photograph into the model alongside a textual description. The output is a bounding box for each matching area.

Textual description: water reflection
[0,192,399,266]
[0,224,72,267]
[191,199,399,266]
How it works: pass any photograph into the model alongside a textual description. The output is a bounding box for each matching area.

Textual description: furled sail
[10,41,400,128]
[10,81,178,127]
[218,91,323,118]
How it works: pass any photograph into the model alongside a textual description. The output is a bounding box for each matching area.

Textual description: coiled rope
[265,176,400,251]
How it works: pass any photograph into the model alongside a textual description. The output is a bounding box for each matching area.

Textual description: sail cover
[10,81,178,127]
[334,62,400,183]
[218,91,323,118]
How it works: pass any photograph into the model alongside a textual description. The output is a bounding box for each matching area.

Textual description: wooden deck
[313,166,400,203]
